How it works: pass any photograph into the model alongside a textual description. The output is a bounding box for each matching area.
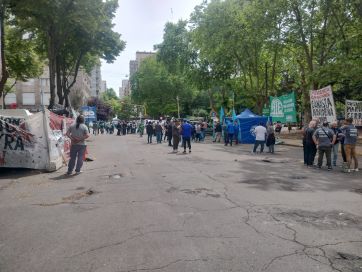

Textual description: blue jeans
[68,145,86,173]
[253,140,265,153]
[332,143,339,166]
[156,132,162,143]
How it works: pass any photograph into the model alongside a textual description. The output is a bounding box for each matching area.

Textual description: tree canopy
[2,0,125,109]
[130,0,362,120]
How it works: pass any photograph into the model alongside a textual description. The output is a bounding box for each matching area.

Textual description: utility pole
[176,95,180,118]
[265,62,268,98]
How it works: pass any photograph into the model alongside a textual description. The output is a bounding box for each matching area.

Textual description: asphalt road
[0,134,361,272]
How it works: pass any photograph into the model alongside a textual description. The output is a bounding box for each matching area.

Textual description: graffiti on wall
[0,119,35,151]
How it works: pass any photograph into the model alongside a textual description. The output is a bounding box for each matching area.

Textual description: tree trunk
[47,27,56,109]
[298,62,311,123]
[56,54,63,105]
[0,7,9,98]
[64,89,70,108]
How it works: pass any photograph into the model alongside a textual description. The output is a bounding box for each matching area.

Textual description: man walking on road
[146,122,154,144]
[181,120,192,153]
[155,122,163,143]
[252,123,267,153]
[313,121,336,170]
[213,121,222,143]
[172,120,181,153]
[226,122,234,146]
[167,120,173,146]
[342,118,359,172]
[66,115,89,175]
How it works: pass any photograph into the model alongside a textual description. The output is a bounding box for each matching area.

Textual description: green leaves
[10,0,125,108]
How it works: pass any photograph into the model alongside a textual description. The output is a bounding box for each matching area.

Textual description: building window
[22,93,35,105]
[40,78,49,87]
[5,93,16,105]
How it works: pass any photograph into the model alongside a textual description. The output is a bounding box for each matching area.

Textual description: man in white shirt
[253,123,267,153]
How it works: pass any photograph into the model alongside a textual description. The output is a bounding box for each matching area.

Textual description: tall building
[129,60,138,79]
[127,51,156,96]
[101,80,107,93]
[90,64,102,97]
[136,51,156,64]
[118,87,123,99]
[121,79,130,97]
[2,66,91,111]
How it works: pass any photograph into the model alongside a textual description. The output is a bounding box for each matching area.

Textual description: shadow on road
[49,174,76,181]
[0,168,44,180]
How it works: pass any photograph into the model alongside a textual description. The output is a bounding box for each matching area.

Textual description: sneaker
[346,169,351,173]
[183,151,186,154]
[355,168,359,172]
[75,171,83,175]
[65,172,72,175]
[189,150,191,153]
[327,167,332,171]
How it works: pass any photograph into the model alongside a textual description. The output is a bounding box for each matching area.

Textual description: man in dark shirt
[146,122,154,144]
[155,122,163,143]
[167,121,173,146]
[342,118,359,172]
[305,121,317,167]
[213,122,222,143]
[313,121,336,170]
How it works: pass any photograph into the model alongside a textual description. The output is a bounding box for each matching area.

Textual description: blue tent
[237,109,271,144]
[236,108,259,118]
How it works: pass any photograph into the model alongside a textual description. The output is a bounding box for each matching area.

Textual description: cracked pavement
[0,134,361,272]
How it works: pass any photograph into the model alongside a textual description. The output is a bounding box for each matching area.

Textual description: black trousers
[303,140,307,164]
[183,137,191,150]
[173,136,179,150]
[147,133,153,143]
[168,134,173,146]
[341,144,347,162]
[305,144,317,166]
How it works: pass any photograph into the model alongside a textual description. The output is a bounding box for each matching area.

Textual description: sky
[101,0,202,95]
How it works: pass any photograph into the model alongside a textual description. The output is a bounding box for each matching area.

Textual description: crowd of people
[66,114,359,175]
[303,117,359,172]
[143,119,199,154]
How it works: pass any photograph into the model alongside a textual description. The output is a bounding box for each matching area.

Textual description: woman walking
[66,115,90,175]
[266,123,276,153]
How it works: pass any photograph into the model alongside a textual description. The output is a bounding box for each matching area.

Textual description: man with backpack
[313,121,336,170]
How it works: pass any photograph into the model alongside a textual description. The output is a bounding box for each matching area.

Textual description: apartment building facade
[2,66,91,111]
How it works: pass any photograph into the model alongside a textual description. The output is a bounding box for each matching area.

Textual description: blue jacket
[233,124,239,134]
[227,123,234,134]
[182,123,192,138]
